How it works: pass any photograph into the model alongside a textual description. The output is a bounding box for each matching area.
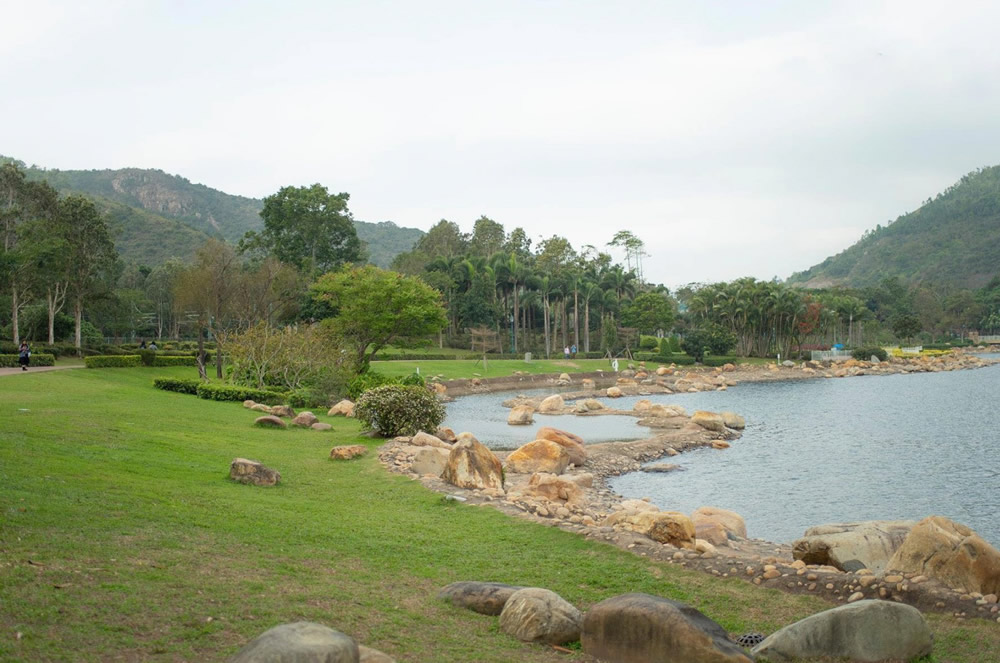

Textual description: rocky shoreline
[377,352,1000,623]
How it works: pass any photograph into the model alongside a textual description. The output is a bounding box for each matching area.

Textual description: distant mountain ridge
[787,165,1000,290]
[1,155,424,268]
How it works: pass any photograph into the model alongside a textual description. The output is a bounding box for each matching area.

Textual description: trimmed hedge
[852,347,888,362]
[0,353,56,368]
[153,378,202,395]
[702,355,739,367]
[195,383,286,404]
[85,355,141,368]
[633,353,697,365]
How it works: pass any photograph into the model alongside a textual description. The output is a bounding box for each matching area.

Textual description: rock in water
[691,410,726,432]
[229,458,280,486]
[499,588,582,645]
[535,426,587,466]
[507,405,535,425]
[752,600,932,662]
[538,394,565,413]
[582,593,752,663]
[438,581,525,616]
[230,621,359,662]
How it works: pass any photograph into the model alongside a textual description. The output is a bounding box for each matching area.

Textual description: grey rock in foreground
[581,593,751,663]
[792,520,915,574]
[230,621,359,662]
[751,599,933,662]
[499,587,582,645]
[438,581,525,616]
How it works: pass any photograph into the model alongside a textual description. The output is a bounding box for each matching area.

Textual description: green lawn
[1,367,996,661]
[371,357,619,380]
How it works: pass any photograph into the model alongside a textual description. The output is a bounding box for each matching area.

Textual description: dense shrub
[355,385,445,437]
[153,378,202,395]
[195,383,286,404]
[139,350,157,366]
[702,355,739,367]
[666,354,697,365]
[852,347,888,362]
[0,353,56,368]
[639,335,659,351]
[680,326,736,362]
[153,355,198,367]
[346,370,398,400]
[85,355,141,368]
[399,372,425,387]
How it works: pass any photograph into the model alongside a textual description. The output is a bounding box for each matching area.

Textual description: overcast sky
[4,1,1000,288]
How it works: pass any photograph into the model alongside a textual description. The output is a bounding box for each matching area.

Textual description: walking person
[18,341,30,371]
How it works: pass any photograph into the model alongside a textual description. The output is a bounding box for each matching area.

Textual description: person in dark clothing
[18,342,30,371]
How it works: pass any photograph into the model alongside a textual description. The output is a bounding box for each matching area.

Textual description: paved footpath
[0,365,80,377]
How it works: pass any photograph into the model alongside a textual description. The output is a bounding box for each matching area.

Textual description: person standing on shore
[18,342,30,371]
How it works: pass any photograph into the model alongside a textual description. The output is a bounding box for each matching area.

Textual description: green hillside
[2,155,424,268]
[788,166,1000,290]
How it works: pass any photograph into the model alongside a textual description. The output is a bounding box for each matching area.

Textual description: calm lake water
[444,360,1000,546]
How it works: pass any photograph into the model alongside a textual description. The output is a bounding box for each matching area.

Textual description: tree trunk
[512,285,519,353]
[543,295,551,359]
[11,287,19,346]
[573,289,579,350]
[584,300,591,353]
[197,326,208,380]
[74,296,82,349]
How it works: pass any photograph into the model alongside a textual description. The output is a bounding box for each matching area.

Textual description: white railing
[900,346,923,355]
[810,349,854,362]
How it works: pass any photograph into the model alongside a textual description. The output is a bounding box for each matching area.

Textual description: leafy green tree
[469,216,505,258]
[310,265,447,370]
[58,196,118,349]
[240,184,361,275]
[0,162,58,344]
[891,313,922,343]
[681,325,736,361]
[621,291,676,336]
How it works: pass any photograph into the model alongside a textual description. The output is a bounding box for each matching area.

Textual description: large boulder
[535,427,587,466]
[524,472,584,504]
[752,600,933,662]
[690,410,725,432]
[358,646,394,663]
[507,405,535,425]
[580,398,604,411]
[441,434,504,492]
[438,581,524,616]
[230,621,359,663]
[606,386,623,398]
[270,405,296,418]
[254,415,286,428]
[327,399,355,417]
[499,588,582,645]
[311,422,333,431]
[691,507,747,547]
[291,411,319,427]
[793,520,916,574]
[410,448,450,476]
[538,394,565,413]
[643,511,697,548]
[505,440,570,475]
[887,515,1000,594]
[581,593,752,663]
[410,431,450,449]
[230,458,281,486]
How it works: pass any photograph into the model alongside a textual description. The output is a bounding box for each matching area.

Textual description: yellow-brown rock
[538,394,565,413]
[691,410,726,432]
[441,434,504,492]
[887,515,1000,594]
[692,506,747,546]
[720,411,745,429]
[535,426,587,466]
[507,405,535,425]
[506,440,570,475]
[606,386,623,398]
[327,399,355,417]
[525,472,583,503]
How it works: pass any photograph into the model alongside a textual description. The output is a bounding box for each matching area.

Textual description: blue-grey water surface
[445,361,1000,546]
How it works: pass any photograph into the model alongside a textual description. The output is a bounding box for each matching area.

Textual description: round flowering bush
[354,384,445,437]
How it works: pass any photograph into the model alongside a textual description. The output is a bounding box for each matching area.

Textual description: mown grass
[372,357,623,380]
[1,367,997,662]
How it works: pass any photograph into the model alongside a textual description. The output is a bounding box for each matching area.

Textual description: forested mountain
[0,156,423,268]
[788,166,1000,290]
